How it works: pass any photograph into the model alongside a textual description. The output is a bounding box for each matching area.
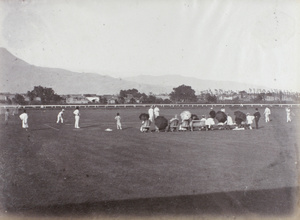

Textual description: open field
[0,106,299,218]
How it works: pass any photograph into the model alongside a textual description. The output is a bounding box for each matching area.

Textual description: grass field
[0,106,299,218]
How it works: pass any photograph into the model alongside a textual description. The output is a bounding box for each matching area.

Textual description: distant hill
[0,47,268,95]
[124,75,269,92]
[0,48,170,94]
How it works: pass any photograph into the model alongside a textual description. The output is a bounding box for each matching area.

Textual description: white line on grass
[44,124,60,131]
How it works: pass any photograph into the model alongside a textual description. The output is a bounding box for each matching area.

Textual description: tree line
[2,85,299,105]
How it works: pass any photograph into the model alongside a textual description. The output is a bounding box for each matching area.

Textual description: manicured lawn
[0,106,299,217]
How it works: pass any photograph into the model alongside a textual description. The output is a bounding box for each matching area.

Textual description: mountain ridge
[1,47,269,95]
[0,48,171,94]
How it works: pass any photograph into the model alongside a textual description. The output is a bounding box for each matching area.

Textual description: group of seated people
[140,108,255,132]
[167,114,236,132]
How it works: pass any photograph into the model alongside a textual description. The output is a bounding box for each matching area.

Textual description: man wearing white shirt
[286,107,292,122]
[19,109,29,130]
[154,105,160,118]
[205,117,215,130]
[148,105,154,122]
[73,107,80,128]
[226,114,234,125]
[246,113,255,129]
[264,107,271,123]
[57,109,64,123]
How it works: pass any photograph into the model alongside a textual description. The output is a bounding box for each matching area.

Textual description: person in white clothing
[19,109,28,130]
[205,117,215,130]
[115,113,122,129]
[148,105,154,122]
[246,113,255,129]
[153,105,160,118]
[4,109,9,125]
[286,107,292,122]
[226,114,234,125]
[73,107,80,128]
[57,109,64,123]
[200,115,207,124]
[264,107,271,123]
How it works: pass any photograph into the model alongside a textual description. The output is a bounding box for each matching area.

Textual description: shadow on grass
[7,187,298,217]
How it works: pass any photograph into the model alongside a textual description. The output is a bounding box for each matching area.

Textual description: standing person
[148,105,154,122]
[264,107,271,123]
[154,105,160,118]
[73,107,80,129]
[4,109,9,125]
[19,109,29,130]
[115,113,122,129]
[253,108,261,129]
[56,109,64,124]
[286,107,292,122]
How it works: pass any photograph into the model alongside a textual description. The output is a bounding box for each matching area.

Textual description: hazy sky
[0,0,299,90]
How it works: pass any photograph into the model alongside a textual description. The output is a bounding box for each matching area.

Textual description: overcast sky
[0,0,299,91]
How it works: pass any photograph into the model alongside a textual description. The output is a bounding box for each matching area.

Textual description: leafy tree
[205,93,217,103]
[163,98,172,104]
[169,84,197,103]
[118,96,125,104]
[13,94,26,105]
[6,98,12,105]
[119,88,140,98]
[28,86,62,104]
[101,97,107,104]
[254,94,263,102]
[239,90,247,98]
[27,91,35,102]
[129,98,136,104]
[145,95,157,103]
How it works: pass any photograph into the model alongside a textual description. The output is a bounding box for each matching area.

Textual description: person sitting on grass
[224,113,236,129]
[166,115,179,132]
[246,113,255,130]
[205,116,215,130]
[179,119,190,131]
[140,119,151,132]
[199,115,207,130]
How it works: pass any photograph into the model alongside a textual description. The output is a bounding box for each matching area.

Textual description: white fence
[1,103,300,112]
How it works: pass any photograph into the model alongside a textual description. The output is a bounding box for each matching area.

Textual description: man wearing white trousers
[19,109,29,130]
[57,109,64,123]
[264,107,271,123]
[73,107,80,128]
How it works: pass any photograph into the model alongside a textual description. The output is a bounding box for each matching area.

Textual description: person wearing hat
[57,109,65,124]
[253,108,261,129]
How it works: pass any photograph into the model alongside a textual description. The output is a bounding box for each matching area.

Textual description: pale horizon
[0,0,299,91]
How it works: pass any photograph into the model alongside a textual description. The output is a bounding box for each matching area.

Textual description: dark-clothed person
[253,108,261,129]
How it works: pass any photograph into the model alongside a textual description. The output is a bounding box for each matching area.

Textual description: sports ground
[0,105,299,219]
